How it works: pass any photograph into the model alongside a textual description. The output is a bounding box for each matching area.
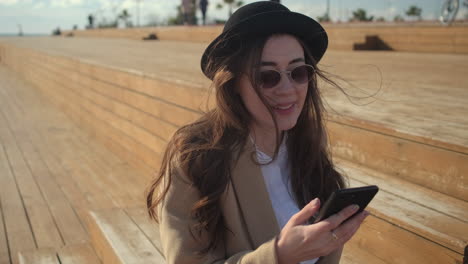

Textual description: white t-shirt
[254,137,319,264]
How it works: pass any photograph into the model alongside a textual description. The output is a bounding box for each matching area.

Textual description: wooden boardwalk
[0,64,151,264]
[0,36,467,263]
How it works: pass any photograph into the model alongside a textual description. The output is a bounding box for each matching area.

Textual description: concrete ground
[2,36,467,150]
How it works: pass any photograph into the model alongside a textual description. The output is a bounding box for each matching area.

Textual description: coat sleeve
[159,166,279,264]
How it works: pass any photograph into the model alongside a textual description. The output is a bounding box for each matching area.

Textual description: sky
[0,0,466,34]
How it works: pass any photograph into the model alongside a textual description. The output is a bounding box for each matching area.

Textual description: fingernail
[352,204,359,211]
[311,198,319,205]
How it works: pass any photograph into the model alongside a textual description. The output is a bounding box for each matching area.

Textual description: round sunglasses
[258,64,315,89]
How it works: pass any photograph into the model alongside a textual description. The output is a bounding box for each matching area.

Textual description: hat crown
[223,1,289,33]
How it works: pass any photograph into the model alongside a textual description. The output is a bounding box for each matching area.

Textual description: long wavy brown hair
[146,33,346,255]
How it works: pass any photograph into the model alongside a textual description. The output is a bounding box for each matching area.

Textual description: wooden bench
[18,244,100,264]
[85,160,467,264]
[88,207,165,264]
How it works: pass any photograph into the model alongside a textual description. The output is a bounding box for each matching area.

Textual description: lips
[273,102,296,110]
[272,102,296,114]
[274,104,294,110]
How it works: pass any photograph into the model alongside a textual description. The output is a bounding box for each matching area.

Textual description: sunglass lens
[260,70,281,89]
[291,65,314,84]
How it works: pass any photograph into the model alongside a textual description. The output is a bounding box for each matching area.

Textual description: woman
[146,1,369,263]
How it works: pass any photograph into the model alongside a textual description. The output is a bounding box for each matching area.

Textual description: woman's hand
[275,198,369,264]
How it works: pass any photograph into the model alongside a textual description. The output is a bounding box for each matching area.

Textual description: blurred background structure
[0,0,468,35]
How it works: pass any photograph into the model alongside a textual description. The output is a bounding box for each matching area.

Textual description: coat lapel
[230,140,280,249]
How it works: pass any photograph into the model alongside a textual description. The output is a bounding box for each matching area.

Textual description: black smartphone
[313,185,379,223]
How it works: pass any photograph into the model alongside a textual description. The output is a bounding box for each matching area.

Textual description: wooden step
[342,242,387,264]
[18,244,101,264]
[348,215,462,264]
[14,42,467,202]
[57,244,101,264]
[90,206,463,264]
[18,248,59,264]
[337,158,467,263]
[20,44,467,204]
[89,206,395,264]
[328,116,468,202]
[87,208,165,264]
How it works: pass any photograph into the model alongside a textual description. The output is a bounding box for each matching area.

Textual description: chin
[278,118,298,131]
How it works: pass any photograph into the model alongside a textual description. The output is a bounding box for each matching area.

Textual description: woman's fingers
[333,211,369,243]
[313,204,360,231]
[287,198,321,227]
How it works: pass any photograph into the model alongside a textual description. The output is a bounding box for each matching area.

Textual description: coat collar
[230,140,280,248]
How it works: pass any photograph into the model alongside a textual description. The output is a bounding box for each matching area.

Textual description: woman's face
[238,34,309,134]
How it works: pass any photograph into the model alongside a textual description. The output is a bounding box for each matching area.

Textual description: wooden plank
[27,70,155,177]
[42,120,118,212]
[125,207,163,255]
[28,62,165,160]
[6,71,122,215]
[18,138,88,246]
[61,114,149,177]
[46,63,170,158]
[53,125,146,209]
[20,106,92,236]
[18,248,59,264]
[0,69,90,246]
[88,208,164,264]
[0,199,11,264]
[0,95,63,251]
[31,78,151,206]
[57,243,101,264]
[36,58,197,132]
[349,216,463,264]
[3,62,125,233]
[0,105,36,264]
[328,117,468,202]
[336,159,468,224]
[17,59,150,208]
[30,69,161,175]
[341,242,387,264]
[344,171,468,255]
[2,62,89,233]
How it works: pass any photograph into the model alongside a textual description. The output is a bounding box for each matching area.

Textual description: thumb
[288,198,321,227]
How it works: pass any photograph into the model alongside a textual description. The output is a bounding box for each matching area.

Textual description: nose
[275,72,296,94]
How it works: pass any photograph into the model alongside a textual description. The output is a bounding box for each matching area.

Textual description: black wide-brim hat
[201,1,328,80]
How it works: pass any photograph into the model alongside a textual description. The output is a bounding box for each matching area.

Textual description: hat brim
[201,10,328,79]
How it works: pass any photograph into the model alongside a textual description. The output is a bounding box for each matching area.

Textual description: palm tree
[405,5,422,21]
[352,8,374,21]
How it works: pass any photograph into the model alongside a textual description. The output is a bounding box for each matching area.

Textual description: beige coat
[159,141,343,264]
